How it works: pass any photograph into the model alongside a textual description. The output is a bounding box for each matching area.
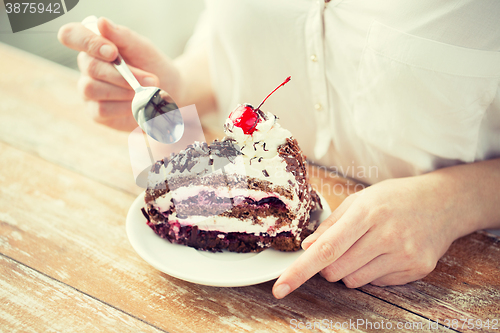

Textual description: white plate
[126,191,331,287]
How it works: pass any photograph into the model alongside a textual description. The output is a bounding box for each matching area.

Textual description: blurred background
[0,0,205,68]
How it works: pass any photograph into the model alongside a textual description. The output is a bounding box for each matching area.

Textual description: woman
[58,0,500,299]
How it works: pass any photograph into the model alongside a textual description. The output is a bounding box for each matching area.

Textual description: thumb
[301,193,357,250]
[97,17,168,74]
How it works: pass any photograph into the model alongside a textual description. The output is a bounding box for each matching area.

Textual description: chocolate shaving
[161,139,242,174]
[253,141,260,150]
[263,170,269,177]
[224,122,234,134]
[263,143,268,151]
[141,207,150,222]
[258,157,263,163]
[150,160,164,173]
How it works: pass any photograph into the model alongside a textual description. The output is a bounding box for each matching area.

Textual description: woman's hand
[58,17,183,131]
[272,169,489,299]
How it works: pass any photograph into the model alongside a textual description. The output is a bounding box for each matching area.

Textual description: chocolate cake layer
[146,218,313,253]
[147,199,294,227]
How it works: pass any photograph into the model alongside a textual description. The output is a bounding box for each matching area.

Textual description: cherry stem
[256,76,291,110]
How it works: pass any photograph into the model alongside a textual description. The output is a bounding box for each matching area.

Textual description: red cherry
[229,104,260,135]
[229,76,291,135]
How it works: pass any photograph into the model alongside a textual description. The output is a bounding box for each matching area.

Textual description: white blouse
[188,0,500,184]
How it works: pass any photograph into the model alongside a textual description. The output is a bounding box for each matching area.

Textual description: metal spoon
[82,16,184,144]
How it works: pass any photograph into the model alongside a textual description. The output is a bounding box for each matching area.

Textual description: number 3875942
[5,2,61,14]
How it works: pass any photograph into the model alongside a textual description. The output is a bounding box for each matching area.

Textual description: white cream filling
[170,214,293,236]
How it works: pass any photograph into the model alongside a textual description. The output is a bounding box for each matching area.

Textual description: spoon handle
[82,16,141,91]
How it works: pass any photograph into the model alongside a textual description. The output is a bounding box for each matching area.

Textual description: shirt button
[310,54,318,62]
[314,103,323,111]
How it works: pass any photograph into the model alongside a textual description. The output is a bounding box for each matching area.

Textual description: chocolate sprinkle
[224,122,234,133]
[263,143,268,151]
[263,170,269,177]
[141,207,150,222]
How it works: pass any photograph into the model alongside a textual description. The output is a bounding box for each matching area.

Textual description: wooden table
[0,42,499,333]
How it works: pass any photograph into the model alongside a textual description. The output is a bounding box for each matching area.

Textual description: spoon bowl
[133,87,184,144]
[82,16,184,144]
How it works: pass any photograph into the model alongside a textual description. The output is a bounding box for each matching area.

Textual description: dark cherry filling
[241,196,287,211]
[173,191,288,213]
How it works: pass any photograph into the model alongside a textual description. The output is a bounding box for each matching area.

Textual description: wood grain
[0,42,141,196]
[0,254,165,333]
[0,142,454,333]
[1,41,500,333]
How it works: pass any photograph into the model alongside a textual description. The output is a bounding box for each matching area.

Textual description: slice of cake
[143,77,322,252]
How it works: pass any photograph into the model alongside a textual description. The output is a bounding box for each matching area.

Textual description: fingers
[58,17,165,70]
[78,76,135,101]
[59,17,163,85]
[341,254,396,289]
[341,249,434,288]
[273,202,371,299]
[95,115,139,132]
[319,230,382,283]
[77,52,159,90]
[86,100,132,119]
[370,270,427,287]
[370,255,436,287]
[58,22,118,62]
[301,193,357,250]
[337,243,436,288]
[85,100,138,131]
[96,17,166,70]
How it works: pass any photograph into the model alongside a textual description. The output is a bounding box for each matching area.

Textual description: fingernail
[142,77,157,87]
[274,284,290,299]
[301,235,314,250]
[99,44,114,59]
